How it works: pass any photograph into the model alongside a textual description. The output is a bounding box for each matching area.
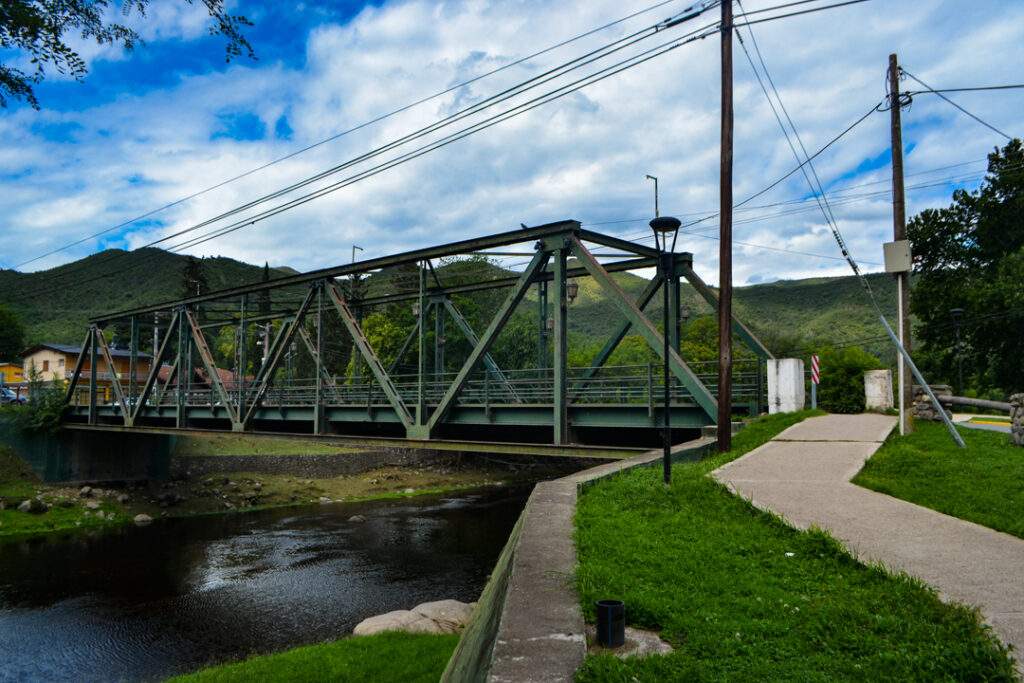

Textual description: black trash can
[595,599,625,647]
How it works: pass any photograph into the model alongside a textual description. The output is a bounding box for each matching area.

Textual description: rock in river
[353,599,476,637]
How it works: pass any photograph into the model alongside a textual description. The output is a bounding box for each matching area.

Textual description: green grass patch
[574,413,1015,681]
[172,434,355,456]
[166,632,459,682]
[854,421,1024,539]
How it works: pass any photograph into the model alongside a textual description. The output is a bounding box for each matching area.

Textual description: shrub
[815,344,883,413]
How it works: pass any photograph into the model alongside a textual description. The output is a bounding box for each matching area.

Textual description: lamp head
[649,216,682,234]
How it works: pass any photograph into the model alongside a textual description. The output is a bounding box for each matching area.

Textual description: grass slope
[574,411,1015,681]
[166,631,459,682]
[853,421,1024,539]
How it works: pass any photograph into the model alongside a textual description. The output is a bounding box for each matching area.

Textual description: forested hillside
[0,247,903,364]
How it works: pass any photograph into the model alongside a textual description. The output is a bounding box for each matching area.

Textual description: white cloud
[2,0,1023,295]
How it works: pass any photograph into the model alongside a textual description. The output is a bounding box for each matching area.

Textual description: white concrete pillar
[865,369,894,412]
[767,359,805,414]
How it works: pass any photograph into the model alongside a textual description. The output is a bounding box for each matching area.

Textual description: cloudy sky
[1,0,1022,287]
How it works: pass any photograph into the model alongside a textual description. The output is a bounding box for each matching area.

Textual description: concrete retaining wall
[0,419,173,484]
[441,436,717,682]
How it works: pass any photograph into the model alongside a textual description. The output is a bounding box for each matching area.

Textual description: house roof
[21,343,153,360]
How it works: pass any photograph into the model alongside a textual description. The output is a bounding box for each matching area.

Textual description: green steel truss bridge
[62,221,773,449]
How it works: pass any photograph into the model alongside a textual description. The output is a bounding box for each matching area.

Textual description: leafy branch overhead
[0,0,255,109]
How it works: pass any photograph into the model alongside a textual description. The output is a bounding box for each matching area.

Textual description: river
[0,485,530,682]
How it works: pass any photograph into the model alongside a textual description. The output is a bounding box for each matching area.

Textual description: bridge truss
[63,221,773,446]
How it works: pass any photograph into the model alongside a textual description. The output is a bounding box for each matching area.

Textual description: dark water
[0,485,530,682]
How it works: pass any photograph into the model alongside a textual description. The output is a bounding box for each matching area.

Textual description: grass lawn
[853,421,1024,539]
[574,411,1016,681]
[166,632,459,682]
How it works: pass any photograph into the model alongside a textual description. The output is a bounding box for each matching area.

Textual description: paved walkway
[712,413,1024,662]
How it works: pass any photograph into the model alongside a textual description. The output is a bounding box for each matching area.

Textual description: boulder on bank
[352,599,476,637]
[133,514,153,525]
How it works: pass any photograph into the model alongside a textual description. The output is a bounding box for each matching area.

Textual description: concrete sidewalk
[712,413,1024,661]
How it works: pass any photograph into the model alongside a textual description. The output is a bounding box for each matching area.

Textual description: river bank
[0,435,574,538]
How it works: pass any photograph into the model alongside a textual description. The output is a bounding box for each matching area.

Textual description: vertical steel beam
[238,295,248,409]
[314,284,325,434]
[417,264,427,426]
[427,248,549,433]
[571,237,718,420]
[552,246,569,444]
[537,280,548,372]
[434,301,445,383]
[88,326,98,424]
[130,315,139,405]
[176,309,188,428]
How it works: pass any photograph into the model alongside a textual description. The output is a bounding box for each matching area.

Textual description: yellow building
[0,361,23,385]
[20,343,153,385]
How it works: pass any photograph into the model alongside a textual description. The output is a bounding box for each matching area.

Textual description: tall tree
[0,305,27,361]
[180,255,209,298]
[1,0,254,108]
[908,139,1024,393]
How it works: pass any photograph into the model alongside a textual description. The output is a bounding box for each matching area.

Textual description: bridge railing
[66,359,765,413]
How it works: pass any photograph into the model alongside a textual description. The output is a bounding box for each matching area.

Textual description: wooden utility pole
[889,53,913,434]
[718,0,734,452]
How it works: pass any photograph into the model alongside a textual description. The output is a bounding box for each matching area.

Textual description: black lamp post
[950,307,965,395]
[650,215,682,485]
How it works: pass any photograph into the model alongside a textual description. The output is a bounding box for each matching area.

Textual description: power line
[9,0,694,272]
[901,69,1014,140]
[5,6,723,302]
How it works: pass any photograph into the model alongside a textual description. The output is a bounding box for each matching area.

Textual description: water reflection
[0,485,530,682]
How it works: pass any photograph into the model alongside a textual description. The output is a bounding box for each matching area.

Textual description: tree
[180,255,209,298]
[908,139,1024,393]
[0,305,27,361]
[814,343,882,414]
[1,0,254,109]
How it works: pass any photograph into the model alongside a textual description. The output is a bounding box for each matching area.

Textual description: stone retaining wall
[171,450,615,480]
[170,448,439,479]
[913,384,953,422]
[1011,393,1023,447]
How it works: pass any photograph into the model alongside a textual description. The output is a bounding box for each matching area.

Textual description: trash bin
[595,599,625,647]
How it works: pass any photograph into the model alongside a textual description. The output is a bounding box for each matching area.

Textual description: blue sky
[1,0,1022,287]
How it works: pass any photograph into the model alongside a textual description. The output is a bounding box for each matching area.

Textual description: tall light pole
[950,308,965,395]
[646,175,659,218]
[651,215,681,485]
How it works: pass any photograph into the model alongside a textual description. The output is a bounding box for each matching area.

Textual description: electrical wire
[9,0,695,271]
[901,69,1014,140]
[4,6,723,303]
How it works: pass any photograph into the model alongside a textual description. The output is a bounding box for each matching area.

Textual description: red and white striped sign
[811,355,820,385]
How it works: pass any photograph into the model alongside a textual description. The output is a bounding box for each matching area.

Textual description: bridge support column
[552,242,569,444]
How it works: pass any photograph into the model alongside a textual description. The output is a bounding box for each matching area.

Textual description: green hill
[0,248,904,364]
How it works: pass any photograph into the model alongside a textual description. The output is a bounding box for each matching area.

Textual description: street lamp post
[950,308,965,395]
[650,215,682,485]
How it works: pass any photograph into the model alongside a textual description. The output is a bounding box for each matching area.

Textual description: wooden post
[889,53,914,434]
[718,0,734,453]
